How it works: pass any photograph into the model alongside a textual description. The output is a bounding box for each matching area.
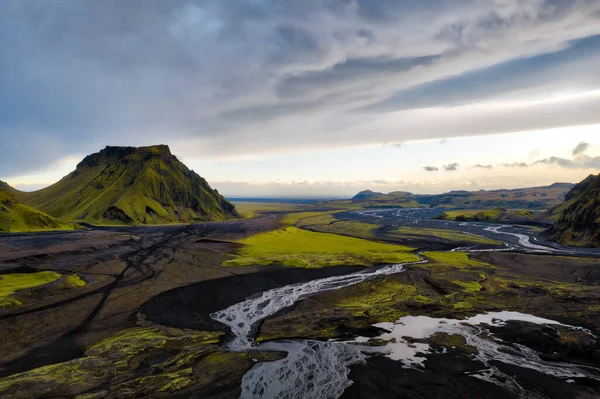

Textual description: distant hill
[353,190,419,207]
[547,174,600,247]
[16,145,239,225]
[352,190,384,200]
[0,181,77,233]
[338,184,574,211]
[415,184,574,210]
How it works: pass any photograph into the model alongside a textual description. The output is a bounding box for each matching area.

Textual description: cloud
[502,140,600,169]
[474,164,492,170]
[423,166,439,172]
[444,163,459,172]
[535,155,600,169]
[1,0,600,176]
[573,142,590,156]
[502,162,530,168]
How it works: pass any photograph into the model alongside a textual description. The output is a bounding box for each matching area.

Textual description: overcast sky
[2,0,600,197]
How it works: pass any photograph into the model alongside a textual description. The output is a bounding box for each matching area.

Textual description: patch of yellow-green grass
[452,271,487,293]
[280,211,342,227]
[389,226,500,245]
[453,301,474,310]
[64,274,87,288]
[232,202,312,219]
[224,227,418,268]
[335,279,417,315]
[437,209,503,221]
[296,213,379,239]
[311,221,379,239]
[0,327,226,398]
[436,208,535,223]
[421,251,491,269]
[0,271,62,307]
[314,199,364,210]
[0,188,78,233]
[295,213,338,227]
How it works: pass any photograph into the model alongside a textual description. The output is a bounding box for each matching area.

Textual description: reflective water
[210,208,600,398]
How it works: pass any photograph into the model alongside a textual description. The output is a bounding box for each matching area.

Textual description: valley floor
[0,209,599,398]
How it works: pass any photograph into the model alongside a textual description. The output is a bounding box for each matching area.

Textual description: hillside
[435,207,535,222]
[547,174,600,247]
[0,181,76,233]
[416,183,573,210]
[334,184,573,211]
[17,145,239,225]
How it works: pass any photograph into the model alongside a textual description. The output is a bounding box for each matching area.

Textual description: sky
[1,0,600,197]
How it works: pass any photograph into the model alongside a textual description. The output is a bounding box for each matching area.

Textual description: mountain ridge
[0,180,77,232]
[547,174,600,247]
[15,145,239,225]
[344,183,574,210]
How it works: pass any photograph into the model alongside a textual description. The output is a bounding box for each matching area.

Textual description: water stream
[210,209,599,398]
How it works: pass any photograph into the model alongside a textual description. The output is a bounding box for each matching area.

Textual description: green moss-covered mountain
[16,145,239,225]
[547,174,600,247]
[0,181,77,233]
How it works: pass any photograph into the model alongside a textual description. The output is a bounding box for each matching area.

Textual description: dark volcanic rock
[140,266,363,331]
[547,173,600,247]
[342,354,518,399]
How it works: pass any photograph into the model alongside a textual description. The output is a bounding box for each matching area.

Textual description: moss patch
[298,214,379,239]
[0,272,62,307]
[0,327,269,399]
[223,226,418,268]
[389,226,501,245]
[435,208,534,222]
[0,184,78,233]
[421,252,491,269]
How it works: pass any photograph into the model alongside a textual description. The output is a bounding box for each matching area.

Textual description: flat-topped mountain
[0,181,76,232]
[17,145,239,225]
[547,174,600,247]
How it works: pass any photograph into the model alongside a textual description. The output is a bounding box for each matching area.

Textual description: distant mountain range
[347,183,575,210]
[1,145,239,232]
[547,174,600,247]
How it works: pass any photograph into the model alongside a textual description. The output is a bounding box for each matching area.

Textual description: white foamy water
[211,259,426,350]
[240,340,364,399]
[482,225,558,252]
[349,312,600,392]
[210,259,426,399]
[210,217,597,398]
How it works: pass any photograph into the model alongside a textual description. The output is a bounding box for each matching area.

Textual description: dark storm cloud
[2,0,600,176]
[423,166,439,172]
[444,163,459,172]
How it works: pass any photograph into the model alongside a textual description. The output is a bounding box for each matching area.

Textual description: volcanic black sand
[1,212,600,398]
[141,265,363,331]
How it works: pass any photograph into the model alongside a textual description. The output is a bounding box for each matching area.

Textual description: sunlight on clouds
[4,155,83,191]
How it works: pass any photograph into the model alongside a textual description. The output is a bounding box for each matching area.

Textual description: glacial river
[211,208,600,398]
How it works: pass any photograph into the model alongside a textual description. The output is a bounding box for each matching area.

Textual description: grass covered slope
[435,208,534,222]
[0,181,77,233]
[388,226,501,245]
[0,271,86,308]
[224,211,418,267]
[547,174,600,247]
[18,145,239,225]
